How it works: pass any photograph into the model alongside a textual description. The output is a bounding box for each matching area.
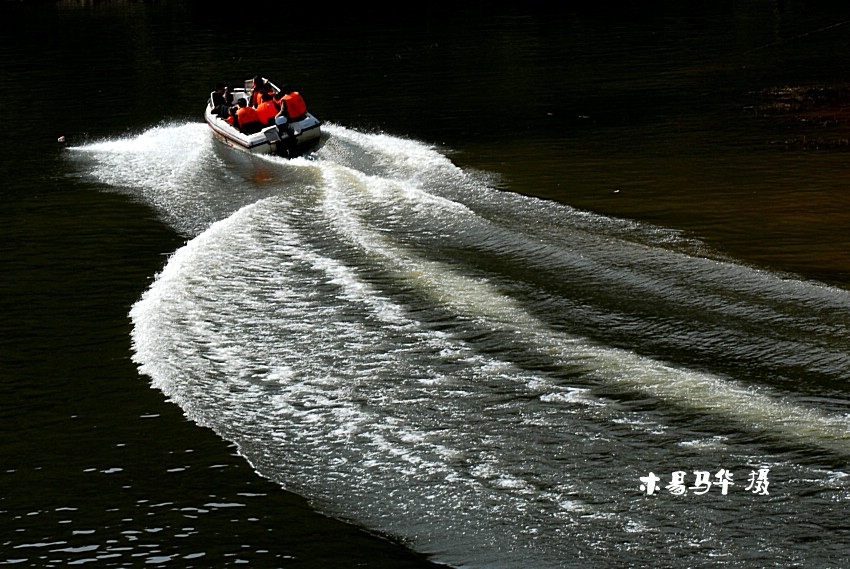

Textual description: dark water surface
[3,2,850,567]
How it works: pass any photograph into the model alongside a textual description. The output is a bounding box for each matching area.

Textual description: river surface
[3,2,850,567]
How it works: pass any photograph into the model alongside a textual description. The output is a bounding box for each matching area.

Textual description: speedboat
[205,78,322,158]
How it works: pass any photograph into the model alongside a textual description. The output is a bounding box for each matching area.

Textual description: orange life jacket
[282,92,307,119]
[250,88,265,108]
[236,106,261,128]
[256,101,279,125]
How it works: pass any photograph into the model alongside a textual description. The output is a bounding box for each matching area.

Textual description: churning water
[70,123,850,567]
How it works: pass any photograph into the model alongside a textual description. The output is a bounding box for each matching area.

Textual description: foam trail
[130,189,850,567]
[67,122,326,236]
[78,121,850,568]
[317,159,850,456]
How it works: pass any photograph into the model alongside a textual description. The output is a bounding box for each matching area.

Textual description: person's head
[280,84,293,95]
[253,76,265,88]
[237,98,248,108]
[261,91,273,102]
[215,82,226,92]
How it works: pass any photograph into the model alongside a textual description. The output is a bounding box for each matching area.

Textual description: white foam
[123,121,850,569]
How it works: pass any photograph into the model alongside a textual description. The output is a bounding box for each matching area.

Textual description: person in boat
[226,105,238,126]
[276,85,308,122]
[249,75,271,108]
[210,82,229,118]
[256,91,280,126]
[235,98,262,134]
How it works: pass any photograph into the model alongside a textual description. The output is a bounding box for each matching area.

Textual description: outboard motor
[274,115,289,135]
[274,115,297,157]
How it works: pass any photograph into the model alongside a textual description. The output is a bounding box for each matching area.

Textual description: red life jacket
[256,101,279,125]
[236,106,261,130]
[283,92,307,119]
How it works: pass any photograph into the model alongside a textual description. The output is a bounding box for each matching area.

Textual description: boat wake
[70,122,850,568]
